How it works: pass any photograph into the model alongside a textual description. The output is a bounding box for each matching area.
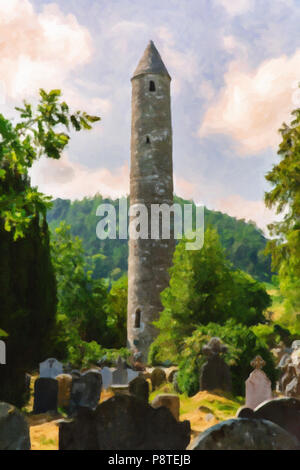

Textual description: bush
[177,320,278,397]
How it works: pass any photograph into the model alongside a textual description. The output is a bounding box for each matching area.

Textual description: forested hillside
[47,194,272,282]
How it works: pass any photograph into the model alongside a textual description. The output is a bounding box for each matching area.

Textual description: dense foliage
[47,195,272,282]
[0,210,57,406]
[0,90,100,406]
[50,223,128,366]
[149,228,272,396]
[176,321,278,397]
[265,94,300,333]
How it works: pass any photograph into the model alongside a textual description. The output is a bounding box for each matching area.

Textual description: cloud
[0,0,92,101]
[215,194,279,233]
[29,153,129,200]
[199,50,300,154]
[155,26,199,95]
[216,0,254,16]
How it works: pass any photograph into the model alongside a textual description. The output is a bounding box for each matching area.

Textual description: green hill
[47,194,272,282]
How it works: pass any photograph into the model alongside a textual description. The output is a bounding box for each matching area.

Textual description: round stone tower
[127,41,174,363]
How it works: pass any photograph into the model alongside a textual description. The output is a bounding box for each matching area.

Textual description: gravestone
[150,368,167,391]
[59,394,190,450]
[151,394,180,421]
[129,376,149,403]
[70,370,81,379]
[127,368,139,383]
[281,361,296,394]
[101,367,114,390]
[245,356,273,410]
[69,369,102,414]
[199,337,232,392]
[173,372,180,393]
[286,376,300,398]
[24,373,31,404]
[188,418,299,450]
[291,348,300,373]
[0,402,31,450]
[33,377,58,414]
[236,397,300,444]
[39,358,63,379]
[292,340,300,351]
[112,357,128,385]
[56,374,73,409]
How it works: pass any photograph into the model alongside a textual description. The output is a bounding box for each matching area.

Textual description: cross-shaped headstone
[251,356,266,370]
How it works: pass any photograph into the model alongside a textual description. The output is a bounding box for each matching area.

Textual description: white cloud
[215,194,279,233]
[0,0,93,101]
[30,153,129,200]
[199,50,300,154]
[216,0,254,16]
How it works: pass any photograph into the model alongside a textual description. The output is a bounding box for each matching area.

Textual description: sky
[1,0,300,232]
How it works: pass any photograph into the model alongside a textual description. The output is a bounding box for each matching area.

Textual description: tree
[0,90,100,406]
[149,227,271,364]
[265,90,300,328]
[0,89,100,240]
[51,222,109,357]
[106,275,128,348]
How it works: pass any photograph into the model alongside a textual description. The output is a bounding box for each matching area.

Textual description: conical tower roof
[132,40,171,80]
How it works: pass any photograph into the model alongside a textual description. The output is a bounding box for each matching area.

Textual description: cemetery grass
[150,384,243,437]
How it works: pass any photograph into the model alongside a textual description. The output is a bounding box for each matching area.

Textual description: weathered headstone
[281,361,296,394]
[150,368,167,391]
[33,377,58,414]
[56,374,73,409]
[69,369,102,414]
[292,340,300,351]
[236,397,300,444]
[127,368,139,383]
[173,372,180,393]
[188,418,299,450]
[245,356,273,410]
[151,394,180,421]
[0,402,31,450]
[101,367,114,390]
[129,376,149,403]
[286,376,300,398]
[70,369,81,379]
[39,358,63,379]
[199,337,232,392]
[166,367,178,384]
[59,394,190,450]
[112,357,128,385]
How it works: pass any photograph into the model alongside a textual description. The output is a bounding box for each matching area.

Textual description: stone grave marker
[199,337,232,392]
[129,375,149,403]
[245,356,272,410]
[112,357,128,385]
[101,367,114,390]
[59,394,190,450]
[237,397,300,444]
[151,394,180,421]
[150,368,167,391]
[188,418,299,450]
[127,368,139,383]
[0,402,31,450]
[33,377,58,414]
[69,369,102,414]
[39,358,63,379]
[56,374,73,409]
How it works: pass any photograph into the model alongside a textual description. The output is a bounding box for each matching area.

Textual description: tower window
[146,136,150,144]
[149,80,156,92]
[134,309,141,328]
